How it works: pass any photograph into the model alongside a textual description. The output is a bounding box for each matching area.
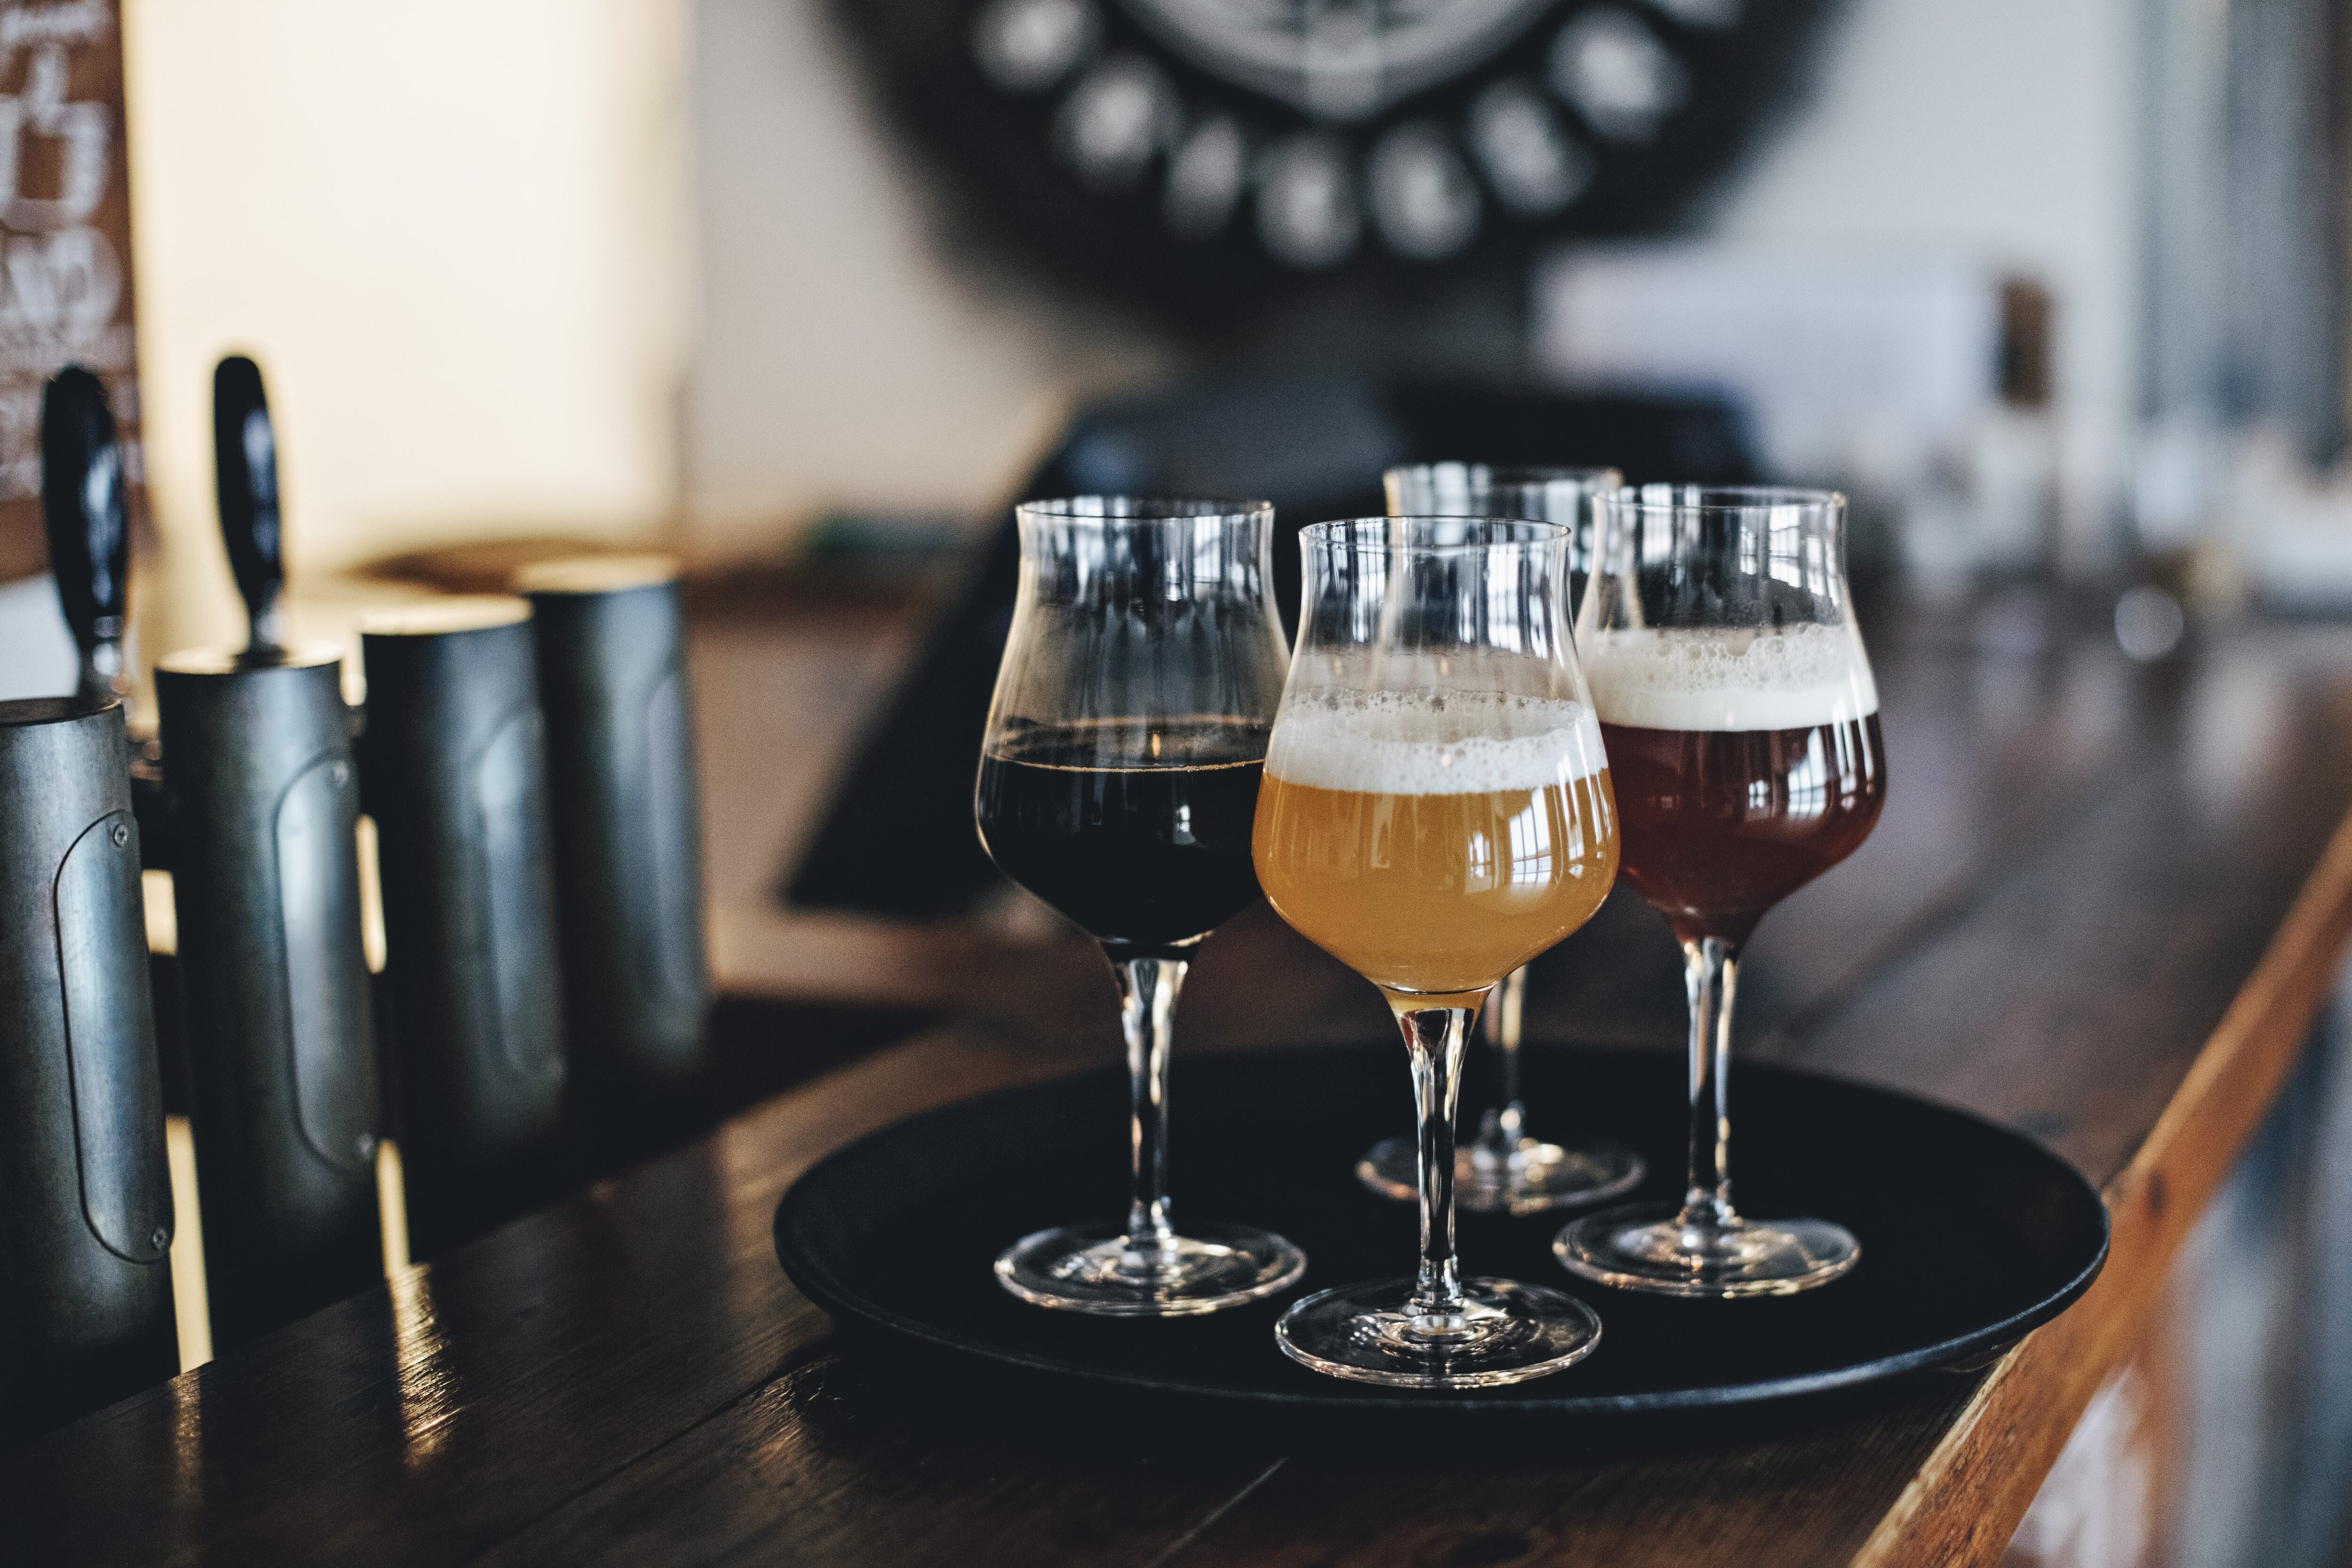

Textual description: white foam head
[1267,690,1606,794]
[1581,625,1879,732]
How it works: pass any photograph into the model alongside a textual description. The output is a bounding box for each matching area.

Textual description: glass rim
[1015,495,1274,524]
[1300,516,1576,553]
[1385,462,1622,490]
[1603,484,1846,515]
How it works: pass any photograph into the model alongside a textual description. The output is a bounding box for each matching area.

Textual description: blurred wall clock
[832,0,1836,329]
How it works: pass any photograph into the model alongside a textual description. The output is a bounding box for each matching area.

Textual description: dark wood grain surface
[7,600,2352,1568]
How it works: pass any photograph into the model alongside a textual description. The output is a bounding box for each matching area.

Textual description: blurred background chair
[786,373,1757,920]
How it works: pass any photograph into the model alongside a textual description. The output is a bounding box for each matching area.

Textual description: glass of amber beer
[976,497,1307,1315]
[1353,464,1645,1217]
[1555,487,1887,1297]
[1255,517,1616,1386]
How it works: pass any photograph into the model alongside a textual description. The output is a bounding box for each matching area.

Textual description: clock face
[835,0,1831,322]
[1115,0,1562,121]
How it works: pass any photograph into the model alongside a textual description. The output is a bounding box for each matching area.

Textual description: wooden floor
[8,595,2352,1566]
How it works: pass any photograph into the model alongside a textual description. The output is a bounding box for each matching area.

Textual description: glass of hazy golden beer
[1353,464,1645,1218]
[1555,487,1887,1297]
[1255,517,1617,1387]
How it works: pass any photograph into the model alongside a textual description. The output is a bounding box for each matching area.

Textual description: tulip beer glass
[1255,517,1616,1386]
[976,497,1307,1315]
[1354,464,1644,1216]
[1555,487,1886,1297]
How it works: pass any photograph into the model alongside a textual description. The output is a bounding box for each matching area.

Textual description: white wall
[121,0,693,659]
[679,0,1172,560]
[1699,0,2142,563]
[0,573,76,700]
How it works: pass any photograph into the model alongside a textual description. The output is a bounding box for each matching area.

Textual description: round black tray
[775,1046,2106,1430]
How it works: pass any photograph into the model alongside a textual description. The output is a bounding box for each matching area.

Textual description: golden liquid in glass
[1252,770,1619,1000]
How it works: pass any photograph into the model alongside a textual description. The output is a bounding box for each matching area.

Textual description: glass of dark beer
[1554,486,1887,1297]
[1353,464,1645,1217]
[974,497,1307,1315]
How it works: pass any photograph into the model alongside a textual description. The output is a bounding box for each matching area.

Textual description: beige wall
[115,0,1172,669]
[122,0,694,658]
[678,0,1171,560]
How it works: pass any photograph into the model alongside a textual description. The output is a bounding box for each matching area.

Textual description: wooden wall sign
[0,0,137,585]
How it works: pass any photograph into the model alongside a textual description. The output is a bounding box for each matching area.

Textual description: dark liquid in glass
[977,717,1268,957]
[1602,715,1887,945]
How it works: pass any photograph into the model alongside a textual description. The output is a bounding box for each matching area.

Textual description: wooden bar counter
[7,597,2352,1566]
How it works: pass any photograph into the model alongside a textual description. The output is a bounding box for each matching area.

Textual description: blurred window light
[1535,245,2001,491]
[0,573,77,699]
[971,0,1100,93]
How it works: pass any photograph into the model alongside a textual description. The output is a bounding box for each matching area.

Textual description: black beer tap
[6,365,179,1437]
[212,354,287,659]
[40,365,129,708]
[41,364,170,860]
[151,352,384,1345]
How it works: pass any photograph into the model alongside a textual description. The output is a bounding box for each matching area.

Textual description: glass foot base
[1277,1276,1601,1388]
[1356,1134,1646,1216]
[1553,1203,1860,1298]
[995,1220,1306,1317]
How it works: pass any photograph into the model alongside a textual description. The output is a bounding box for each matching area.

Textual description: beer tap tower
[0,368,176,1443]
[42,366,131,709]
[362,597,569,1257]
[153,356,383,1347]
[519,556,709,1149]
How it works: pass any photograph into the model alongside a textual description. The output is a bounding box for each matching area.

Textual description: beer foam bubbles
[1266,691,1606,795]
[1581,625,1879,732]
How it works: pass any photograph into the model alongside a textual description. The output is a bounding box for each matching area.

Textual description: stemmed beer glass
[1354,464,1645,1216]
[1255,518,1616,1386]
[1555,487,1887,1297]
[976,497,1307,1315]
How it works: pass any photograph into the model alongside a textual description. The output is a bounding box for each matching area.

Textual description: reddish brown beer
[1558,501,1886,1300]
[1601,715,1886,945]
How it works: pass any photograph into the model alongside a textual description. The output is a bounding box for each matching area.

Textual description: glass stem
[1398,1003,1478,1316]
[1479,965,1529,1159]
[1112,954,1186,1251]
[1677,938,1742,1231]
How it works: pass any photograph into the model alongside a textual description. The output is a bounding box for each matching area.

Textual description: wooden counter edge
[1851,803,2352,1568]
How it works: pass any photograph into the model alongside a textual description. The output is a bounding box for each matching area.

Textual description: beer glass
[1354,464,1645,1215]
[1255,517,1615,1386]
[976,497,1307,1315]
[1555,487,1887,1297]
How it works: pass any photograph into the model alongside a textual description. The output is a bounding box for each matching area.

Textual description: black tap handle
[213,355,285,653]
[40,365,128,707]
